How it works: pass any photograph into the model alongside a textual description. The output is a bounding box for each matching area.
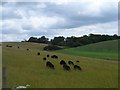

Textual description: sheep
[37,52,40,55]
[46,61,55,69]
[6,45,12,47]
[47,54,50,57]
[76,60,79,63]
[17,46,19,48]
[63,64,71,71]
[27,49,29,51]
[68,61,74,65]
[60,60,66,65]
[74,65,82,71]
[51,55,58,59]
[43,57,47,61]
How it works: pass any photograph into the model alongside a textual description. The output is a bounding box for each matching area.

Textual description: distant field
[2,42,47,51]
[57,39,119,60]
[2,42,118,88]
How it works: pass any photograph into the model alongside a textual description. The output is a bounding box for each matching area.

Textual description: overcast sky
[0,0,119,42]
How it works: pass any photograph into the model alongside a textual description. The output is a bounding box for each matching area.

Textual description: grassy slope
[2,42,118,88]
[2,42,48,51]
[57,39,119,60]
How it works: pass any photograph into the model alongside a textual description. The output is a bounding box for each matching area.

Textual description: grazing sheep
[51,55,58,59]
[76,60,79,63]
[74,65,82,71]
[6,45,12,47]
[47,54,49,57]
[60,60,66,65]
[63,64,71,71]
[27,49,29,51]
[17,46,19,48]
[68,61,74,65]
[43,57,47,61]
[46,61,55,69]
[37,52,40,55]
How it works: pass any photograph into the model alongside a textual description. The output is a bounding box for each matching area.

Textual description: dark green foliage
[28,37,38,42]
[37,36,49,44]
[51,36,65,46]
[26,34,120,47]
[43,45,62,51]
[28,36,49,44]
[50,34,120,47]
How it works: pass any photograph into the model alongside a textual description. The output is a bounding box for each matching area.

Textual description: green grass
[2,42,118,88]
[57,39,119,60]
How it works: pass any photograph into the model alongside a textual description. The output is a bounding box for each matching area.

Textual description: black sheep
[6,45,12,47]
[68,61,74,65]
[43,57,47,61]
[27,49,29,51]
[74,65,82,71]
[46,61,55,69]
[47,54,49,57]
[76,60,79,63]
[51,55,58,59]
[37,52,40,55]
[55,55,58,59]
[63,64,71,71]
[60,60,66,65]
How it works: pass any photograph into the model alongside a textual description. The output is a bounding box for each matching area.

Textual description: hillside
[2,42,118,88]
[2,42,47,51]
[57,39,119,60]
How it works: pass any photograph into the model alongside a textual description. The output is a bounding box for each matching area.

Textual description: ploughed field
[2,41,118,88]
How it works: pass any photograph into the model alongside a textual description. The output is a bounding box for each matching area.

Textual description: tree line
[24,34,120,47]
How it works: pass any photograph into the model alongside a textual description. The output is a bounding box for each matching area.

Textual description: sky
[0,0,119,42]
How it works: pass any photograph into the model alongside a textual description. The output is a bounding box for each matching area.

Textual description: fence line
[2,66,6,89]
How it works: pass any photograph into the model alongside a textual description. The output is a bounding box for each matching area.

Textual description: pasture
[2,42,118,88]
[57,39,119,60]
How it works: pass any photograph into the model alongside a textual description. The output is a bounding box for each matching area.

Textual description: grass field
[2,41,118,88]
[57,39,119,60]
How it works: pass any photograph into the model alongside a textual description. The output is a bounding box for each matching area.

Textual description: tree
[37,36,49,44]
[26,34,120,47]
[65,36,79,47]
[51,36,65,46]
[28,37,38,42]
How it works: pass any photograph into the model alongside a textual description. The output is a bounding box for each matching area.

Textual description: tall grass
[2,42,118,88]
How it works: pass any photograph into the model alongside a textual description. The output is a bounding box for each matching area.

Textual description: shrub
[43,45,62,51]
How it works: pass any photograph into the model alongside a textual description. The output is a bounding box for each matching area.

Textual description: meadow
[2,41,118,88]
[57,39,119,60]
